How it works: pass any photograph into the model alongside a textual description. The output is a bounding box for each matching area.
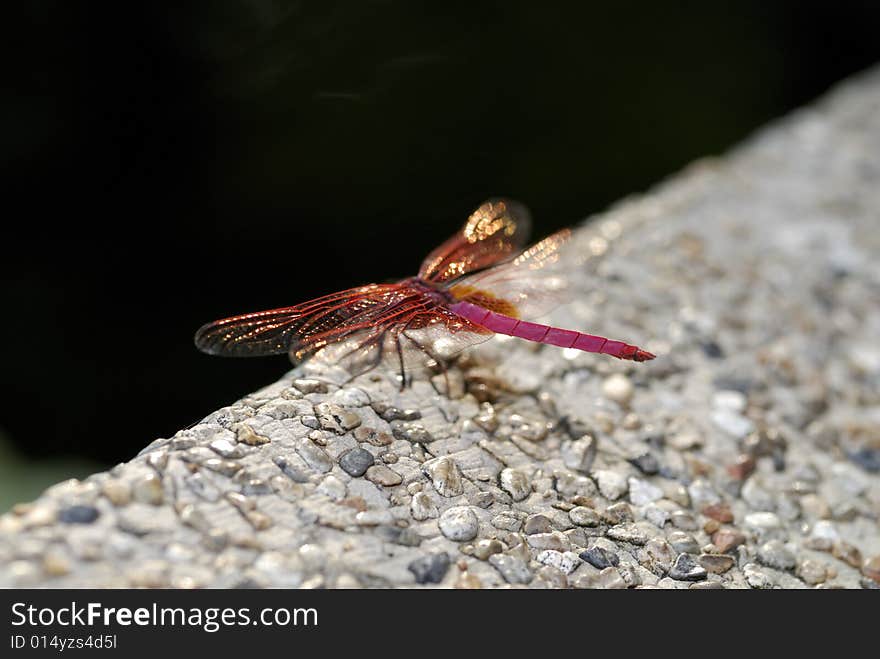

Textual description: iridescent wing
[447,228,573,320]
[418,198,532,283]
[195,282,493,377]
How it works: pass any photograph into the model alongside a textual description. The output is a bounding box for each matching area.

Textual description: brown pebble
[726,454,756,480]
[712,528,746,553]
[703,519,720,534]
[702,502,734,523]
[365,465,403,487]
[699,553,736,574]
[832,541,863,568]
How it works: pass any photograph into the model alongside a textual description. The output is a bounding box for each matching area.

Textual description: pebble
[438,506,479,541]
[602,502,634,525]
[702,502,734,523]
[101,480,132,506]
[698,553,736,574]
[797,559,828,585]
[489,554,533,584]
[667,531,700,554]
[365,465,403,487]
[687,479,721,508]
[535,565,568,589]
[579,546,620,569]
[408,553,451,584]
[499,468,531,502]
[668,553,707,581]
[58,505,100,525]
[524,514,553,535]
[562,436,598,472]
[338,448,374,477]
[629,452,660,475]
[743,563,774,589]
[711,528,746,553]
[132,473,164,505]
[594,470,628,500]
[597,566,627,589]
[831,541,863,568]
[314,403,361,434]
[537,550,581,575]
[628,477,663,506]
[670,510,699,531]
[602,374,634,405]
[711,409,754,439]
[235,424,271,446]
[743,511,782,532]
[863,556,880,584]
[421,456,464,497]
[757,540,796,570]
[295,439,333,473]
[491,511,524,532]
[606,524,648,545]
[644,504,670,528]
[569,506,600,527]
[741,478,777,511]
[390,421,434,444]
[410,492,439,521]
[472,539,504,560]
[292,378,328,394]
[526,531,570,552]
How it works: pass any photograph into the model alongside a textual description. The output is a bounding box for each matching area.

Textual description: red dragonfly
[195,199,654,385]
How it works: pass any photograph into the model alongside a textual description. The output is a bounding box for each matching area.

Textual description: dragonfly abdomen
[449,301,655,362]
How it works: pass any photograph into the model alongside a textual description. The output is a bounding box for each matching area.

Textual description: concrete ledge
[2,68,879,589]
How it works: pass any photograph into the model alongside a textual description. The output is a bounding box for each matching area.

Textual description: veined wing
[194,282,493,371]
[194,284,410,359]
[447,228,573,320]
[418,199,532,284]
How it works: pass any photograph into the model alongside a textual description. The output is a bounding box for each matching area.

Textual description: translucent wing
[194,285,410,359]
[447,228,573,320]
[418,198,532,283]
[195,282,493,376]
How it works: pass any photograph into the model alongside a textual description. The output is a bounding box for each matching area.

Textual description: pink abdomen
[449,301,654,362]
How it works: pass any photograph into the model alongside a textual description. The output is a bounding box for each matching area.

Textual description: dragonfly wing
[194,285,410,359]
[418,199,532,284]
[447,228,573,320]
[196,283,494,377]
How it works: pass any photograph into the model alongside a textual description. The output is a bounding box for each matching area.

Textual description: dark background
[3,2,880,479]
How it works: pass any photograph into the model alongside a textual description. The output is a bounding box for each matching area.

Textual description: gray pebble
[408,553,451,584]
[667,531,700,554]
[606,523,648,545]
[579,546,620,569]
[489,554,533,584]
[390,421,434,443]
[58,505,100,525]
[491,511,524,532]
[629,477,663,506]
[757,540,796,571]
[569,506,600,527]
[668,553,707,581]
[338,448,374,477]
[524,514,553,535]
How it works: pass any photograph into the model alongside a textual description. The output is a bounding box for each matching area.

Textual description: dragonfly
[194,199,654,386]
